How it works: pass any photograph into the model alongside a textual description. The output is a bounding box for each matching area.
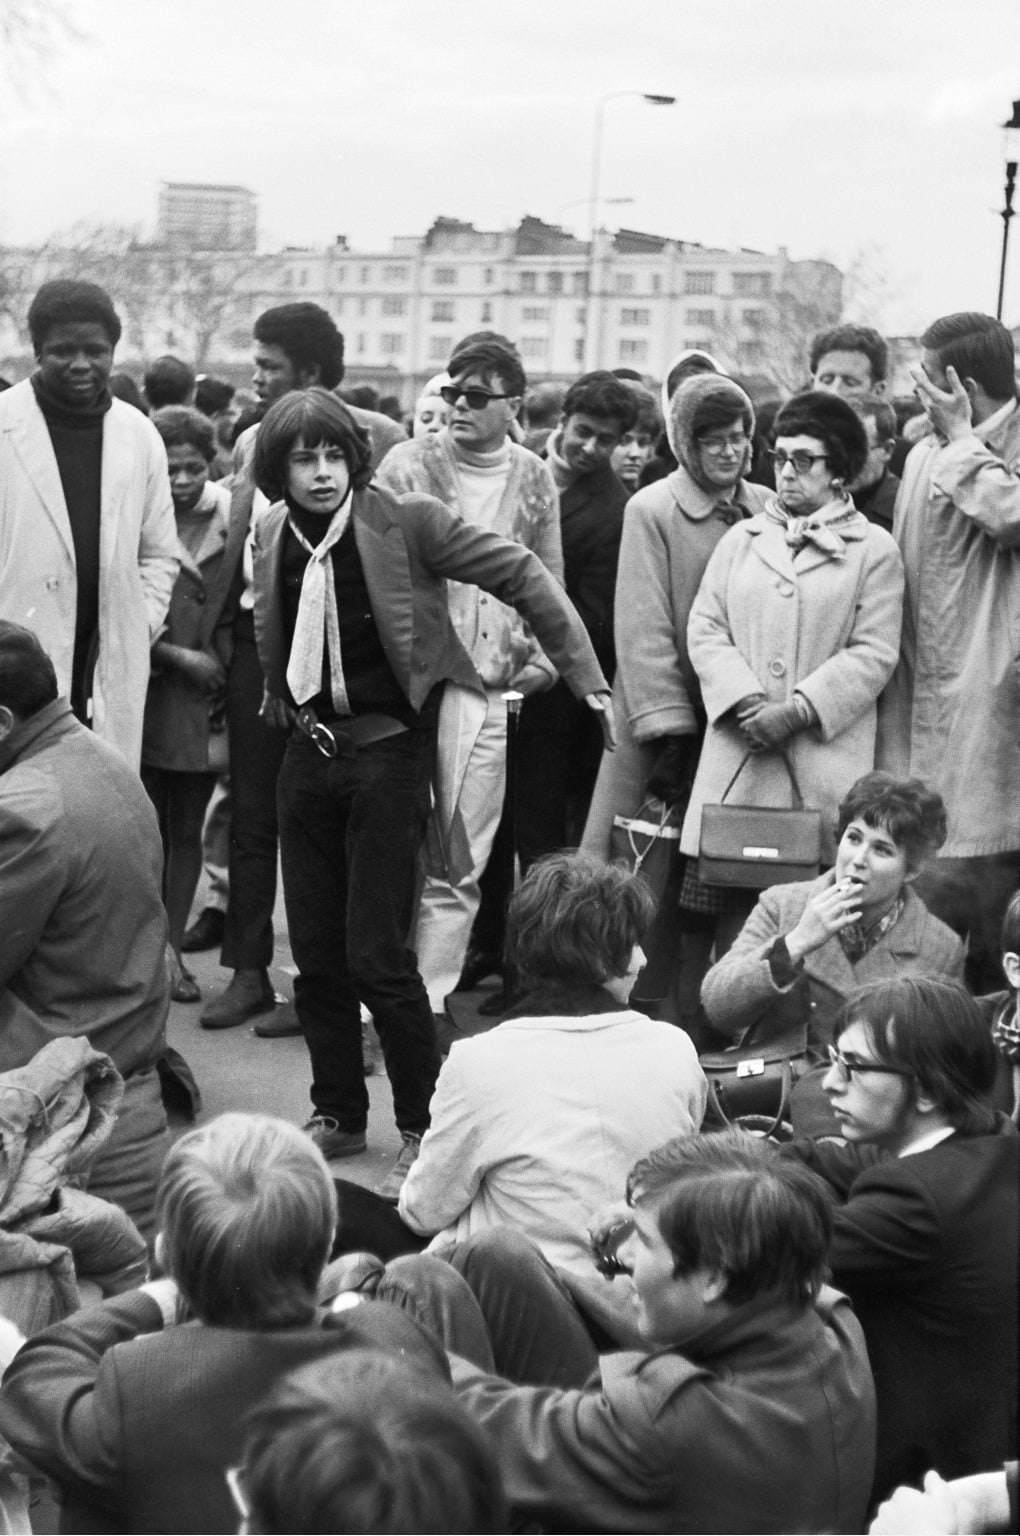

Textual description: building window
[651,273,662,293]
[620,308,650,325]
[431,300,454,322]
[733,272,772,296]
[573,271,588,296]
[574,338,585,363]
[433,267,457,285]
[615,273,635,294]
[382,296,407,316]
[484,267,495,284]
[380,333,404,356]
[685,338,714,353]
[335,266,347,284]
[685,271,715,295]
[547,271,563,295]
[520,337,547,360]
[334,297,345,316]
[429,335,453,361]
[356,333,366,354]
[522,306,549,322]
[382,264,407,282]
[519,271,537,293]
[619,339,648,363]
[358,297,368,316]
[742,307,766,327]
[576,306,587,324]
[481,301,493,323]
[685,308,715,327]
[298,269,308,287]
[360,265,371,284]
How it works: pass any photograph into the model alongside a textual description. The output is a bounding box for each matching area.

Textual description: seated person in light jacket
[373,1130,877,1535]
[333,852,706,1346]
[785,977,1019,1510]
[700,772,965,1134]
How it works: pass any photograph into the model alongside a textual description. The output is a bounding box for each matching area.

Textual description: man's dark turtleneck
[30,372,112,723]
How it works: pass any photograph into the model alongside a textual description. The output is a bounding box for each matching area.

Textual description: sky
[1,0,1019,335]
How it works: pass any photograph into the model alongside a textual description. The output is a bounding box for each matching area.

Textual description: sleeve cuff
[767,935,803,988]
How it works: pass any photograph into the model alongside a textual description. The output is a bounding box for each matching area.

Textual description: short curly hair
[28,278,122,351]
[835,771,948,872]
[773,389,869,483]
[254,388,373,503]
[151,405,217,462]
[505,851,654,989]
[254,303,345,389]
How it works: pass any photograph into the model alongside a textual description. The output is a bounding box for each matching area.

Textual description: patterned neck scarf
[838,896,904,964]
[992,998,1020,1063]
[765,491,858,557]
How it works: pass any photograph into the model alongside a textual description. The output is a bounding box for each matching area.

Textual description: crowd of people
[0,276,1016,1533]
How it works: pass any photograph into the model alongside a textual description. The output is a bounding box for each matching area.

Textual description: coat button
[769,658,786,677]
[777,583,794,597]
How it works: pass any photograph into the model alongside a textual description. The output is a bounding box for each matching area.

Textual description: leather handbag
[698,750,822,890]
[699,1017,812,1141]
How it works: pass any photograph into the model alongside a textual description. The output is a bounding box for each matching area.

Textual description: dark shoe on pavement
[303,1116,367,1161]
[375,1132,422,1203]
[181,907,226,953]
[254,999,302,1038]
[170,965,202,1004]
[200,968,274,1029]
[453,946,501,992]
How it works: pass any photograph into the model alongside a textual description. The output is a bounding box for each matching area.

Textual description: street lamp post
[584,91,675,368]
[995,100,1020,322]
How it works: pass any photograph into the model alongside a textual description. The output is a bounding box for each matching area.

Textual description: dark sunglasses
[439,385,512,410]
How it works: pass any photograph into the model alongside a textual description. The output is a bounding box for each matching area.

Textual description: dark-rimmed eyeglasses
[768,448,829,474]
[698,432,750,457]
[826,1045,914,1083]
[439,385,512,410]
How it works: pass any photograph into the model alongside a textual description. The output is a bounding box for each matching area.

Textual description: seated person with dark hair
[232,1347,507,1535]
[374,1130,876,1534]
[0,1112,450,1535]
[701,771,965,1134]
[786,976,1019,1508]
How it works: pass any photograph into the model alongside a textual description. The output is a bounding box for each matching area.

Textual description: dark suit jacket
[789,1120,1019,1502]
[252,485,608,711]
[556,460,628,673]
[0,1291,449,1534]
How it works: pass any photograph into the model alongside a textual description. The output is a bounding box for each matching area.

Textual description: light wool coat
[0,381,178,767]
[680,509,904,860]
[877,404,1020,856]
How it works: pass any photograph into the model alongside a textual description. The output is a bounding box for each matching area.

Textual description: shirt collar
[974,397,1017,442]
[898,1125,955,1158]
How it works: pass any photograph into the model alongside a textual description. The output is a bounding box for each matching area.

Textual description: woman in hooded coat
[581,373,769,1032]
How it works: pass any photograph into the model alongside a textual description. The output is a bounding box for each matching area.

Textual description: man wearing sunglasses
[376,335,567,1021]
[785,976,1017,1511]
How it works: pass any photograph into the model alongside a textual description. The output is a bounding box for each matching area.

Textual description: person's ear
[0,706,16,743]
[153,1231,166,1272]
[701,1271,729,1306]
[297,364,322,389]
[509,395,523,421]
[872,379,887,397]
[1002,950,1020,991]
[901,862,921,886]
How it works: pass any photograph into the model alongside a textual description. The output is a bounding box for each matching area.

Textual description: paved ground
[165,878,501,1191]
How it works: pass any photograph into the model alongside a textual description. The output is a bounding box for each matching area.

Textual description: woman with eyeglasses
[581,372,769,1030]
[678,391,905,960]
[701,774,965,1089]
[782,976,1017,1510]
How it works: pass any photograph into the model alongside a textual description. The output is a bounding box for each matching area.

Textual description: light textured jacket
[582,467,767,859]
[0,380,178,767]
[680,509,904,860]
[398,1008,706,1282]
[877,403,1020,856]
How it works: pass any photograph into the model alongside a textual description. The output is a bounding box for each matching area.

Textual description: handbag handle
[718,748,807,809]
[705,1062,794,1141]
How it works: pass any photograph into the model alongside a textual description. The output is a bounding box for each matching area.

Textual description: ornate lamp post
[995,100,1020,322]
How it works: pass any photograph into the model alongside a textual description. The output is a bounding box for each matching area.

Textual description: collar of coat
[664,463,761,523]
[0,698,76,776]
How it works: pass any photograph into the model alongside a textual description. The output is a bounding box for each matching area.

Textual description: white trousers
[414,688,508,1010]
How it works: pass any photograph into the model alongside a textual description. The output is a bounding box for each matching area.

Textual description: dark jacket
[788,1119,1019,1502]
[553,458,628,673]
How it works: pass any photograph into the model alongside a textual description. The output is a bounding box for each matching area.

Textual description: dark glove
[646,735,699,807]
[740,700,804,749]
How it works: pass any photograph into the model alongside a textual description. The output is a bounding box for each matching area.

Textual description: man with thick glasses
[376,335,565,1024]
[785,976,1017,1511]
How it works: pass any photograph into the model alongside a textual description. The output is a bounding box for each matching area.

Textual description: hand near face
[910,362,973,443]
[786,877,863,960]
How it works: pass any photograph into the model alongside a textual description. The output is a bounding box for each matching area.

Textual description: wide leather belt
[295,706,409,759]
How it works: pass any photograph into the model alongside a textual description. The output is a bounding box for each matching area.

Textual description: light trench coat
[680,509,904,862]
[0,381,178,767]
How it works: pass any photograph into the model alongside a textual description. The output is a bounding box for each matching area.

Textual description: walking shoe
[254,999,302,1038]
[181,907,226,953]
[302,1116,367,1161]
[375,1133,422,1203]
[200,968,275,1029]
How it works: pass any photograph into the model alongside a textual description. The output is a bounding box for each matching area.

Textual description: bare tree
[160,249,259,372]
[0,0,85,100]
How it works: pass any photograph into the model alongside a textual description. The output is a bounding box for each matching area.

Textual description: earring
[830,477,844,494]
